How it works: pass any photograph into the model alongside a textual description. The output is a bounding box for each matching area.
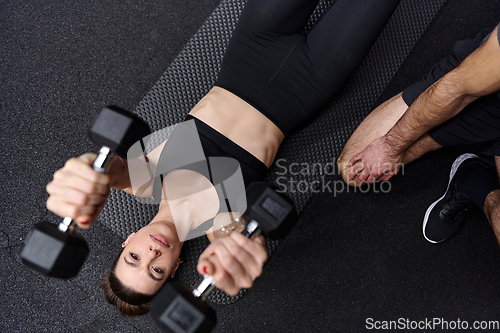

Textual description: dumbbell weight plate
[20,222,88,279]
[151,281,217,333]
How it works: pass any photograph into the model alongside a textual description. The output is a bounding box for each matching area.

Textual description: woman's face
[114,220,182,295]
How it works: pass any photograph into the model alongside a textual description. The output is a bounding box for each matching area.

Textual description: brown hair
[100,255,157,316]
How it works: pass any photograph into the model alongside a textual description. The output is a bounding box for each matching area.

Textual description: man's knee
[484,190,500,246]
[485,189,500,219]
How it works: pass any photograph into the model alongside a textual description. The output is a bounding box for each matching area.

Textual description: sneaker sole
[422,153,478,243]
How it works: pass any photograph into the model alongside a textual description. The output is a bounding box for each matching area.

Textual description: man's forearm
[385,72,475,155]
[385,25,500,155]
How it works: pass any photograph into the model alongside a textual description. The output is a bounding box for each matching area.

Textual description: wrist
[108,155,129,189]
[384,130,407,157]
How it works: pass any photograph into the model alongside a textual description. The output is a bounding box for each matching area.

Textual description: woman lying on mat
[45,0,400,316]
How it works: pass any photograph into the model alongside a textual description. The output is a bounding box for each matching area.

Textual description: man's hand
[46,154,111,229]
[347,136,403,186]
[197,231,268,296]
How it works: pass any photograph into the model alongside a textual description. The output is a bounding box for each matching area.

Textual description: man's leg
[338,93,406,185]
[337,93,442,186]
[485,189,500,244]
[402,134,443,165]
[418,96,500,242]
[484,156,500,244]
[339,26,493,187]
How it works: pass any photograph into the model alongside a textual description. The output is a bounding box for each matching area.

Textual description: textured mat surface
[98,0,446,304]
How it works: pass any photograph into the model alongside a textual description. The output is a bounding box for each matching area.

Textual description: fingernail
[210,252,215,256]
[203,266,208,274]
[80,221,89,225]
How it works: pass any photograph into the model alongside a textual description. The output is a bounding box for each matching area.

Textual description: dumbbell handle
[58,146,114,232]
[240,219,260,238]
[192,218,261,300]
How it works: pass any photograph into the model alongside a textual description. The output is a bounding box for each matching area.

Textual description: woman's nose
[149,246,161,256]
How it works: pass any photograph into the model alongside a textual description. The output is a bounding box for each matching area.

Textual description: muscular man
[337,23,500,244]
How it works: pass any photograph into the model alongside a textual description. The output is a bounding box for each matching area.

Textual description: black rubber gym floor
[2,0,500,332]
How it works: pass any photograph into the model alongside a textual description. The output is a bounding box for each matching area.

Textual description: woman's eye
[153,266,163,274]
[130,253,139,260]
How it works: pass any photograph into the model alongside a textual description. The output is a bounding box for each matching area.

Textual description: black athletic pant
[216,0,400,136]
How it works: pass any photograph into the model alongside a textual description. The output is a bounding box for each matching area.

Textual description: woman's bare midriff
[189,86,284,168]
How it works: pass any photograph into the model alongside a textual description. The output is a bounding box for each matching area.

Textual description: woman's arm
[45,138,168,228]
[205,211,245,242]
[111,140,167,197]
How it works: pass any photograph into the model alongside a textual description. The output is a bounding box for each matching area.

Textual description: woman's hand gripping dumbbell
[149,182,298,333]
[20,106,151,279]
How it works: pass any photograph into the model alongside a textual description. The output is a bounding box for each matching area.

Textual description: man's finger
[367,172,379,184]
[356,167,372,186]
[347,153,362,168]
[349,162,365,181]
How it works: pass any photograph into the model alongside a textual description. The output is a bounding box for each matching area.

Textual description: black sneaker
[422,153,478,243]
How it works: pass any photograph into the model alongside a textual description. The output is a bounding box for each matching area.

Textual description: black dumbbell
[19,106,151,279]
[150,182,298,333]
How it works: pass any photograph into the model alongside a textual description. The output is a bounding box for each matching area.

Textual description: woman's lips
[150,234,170,248]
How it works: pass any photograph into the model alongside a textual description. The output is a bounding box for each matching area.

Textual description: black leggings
[216,0,400,136]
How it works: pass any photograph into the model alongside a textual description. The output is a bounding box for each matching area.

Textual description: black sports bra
[152,114,268,213]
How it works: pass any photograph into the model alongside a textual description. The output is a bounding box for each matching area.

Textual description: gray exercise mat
[98,0,446,304]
